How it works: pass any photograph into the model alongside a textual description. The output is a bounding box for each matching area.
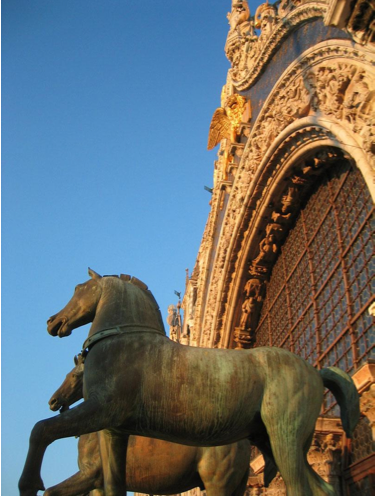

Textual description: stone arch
[221,121,357,344]
[223,136,363,350]
[198,39,375,349]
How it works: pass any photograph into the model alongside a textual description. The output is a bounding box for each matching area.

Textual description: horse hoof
[19,480,45,496]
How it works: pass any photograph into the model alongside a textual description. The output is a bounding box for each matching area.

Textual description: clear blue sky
[2,1,257,494]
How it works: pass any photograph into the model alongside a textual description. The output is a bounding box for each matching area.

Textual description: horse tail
[319,367,360,438]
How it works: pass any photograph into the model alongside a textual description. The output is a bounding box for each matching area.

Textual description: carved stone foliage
[225,0,328,90]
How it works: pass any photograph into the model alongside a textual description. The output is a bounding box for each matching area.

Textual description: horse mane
[101,273,163,317]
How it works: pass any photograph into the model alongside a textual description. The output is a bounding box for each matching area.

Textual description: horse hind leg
[261,401,316,494]
[268,434,313,496]
[264,421,336,496]
[305,463,336,496]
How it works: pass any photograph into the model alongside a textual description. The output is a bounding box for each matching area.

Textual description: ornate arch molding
[225,132,353,349]
[199,40,375,349]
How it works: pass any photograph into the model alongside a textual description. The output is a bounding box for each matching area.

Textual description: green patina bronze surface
[19,269,360,496]
[45,354,250,496]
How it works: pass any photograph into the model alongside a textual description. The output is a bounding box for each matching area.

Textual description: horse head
[47,268,166,341]
[49,354,85,412]
[47,268,102,337]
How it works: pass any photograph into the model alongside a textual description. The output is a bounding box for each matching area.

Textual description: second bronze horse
[45,354,251,496]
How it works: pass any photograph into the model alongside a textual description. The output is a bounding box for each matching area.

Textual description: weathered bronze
[19,269,360,496]
[45,354,251,496]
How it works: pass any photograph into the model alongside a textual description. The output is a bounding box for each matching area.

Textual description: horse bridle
[81,324,166,360]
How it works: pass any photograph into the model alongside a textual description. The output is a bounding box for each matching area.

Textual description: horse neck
[88,278,166,338]
[89,279,127,336]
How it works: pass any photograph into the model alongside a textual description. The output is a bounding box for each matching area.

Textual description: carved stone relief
[196,31,375,348]
[346,0,375,45]
[225,0,328,90]
[247,424,344,496]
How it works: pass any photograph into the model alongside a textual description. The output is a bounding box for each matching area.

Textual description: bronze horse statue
[45,354,251,496]
[19,269,360,496]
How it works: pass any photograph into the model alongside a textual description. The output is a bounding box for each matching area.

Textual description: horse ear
[74,355,79,365]
[88,268,102,280]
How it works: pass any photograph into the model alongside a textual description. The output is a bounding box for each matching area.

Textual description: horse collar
[81,324,166,360]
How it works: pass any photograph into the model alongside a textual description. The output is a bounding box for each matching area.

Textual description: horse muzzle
[47,316,71,337]
[49,396,69,413]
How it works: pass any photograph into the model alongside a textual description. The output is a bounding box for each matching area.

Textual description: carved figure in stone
[244,278,264,300]
[45,355,251,496]
[252,234,278,266]
[227,0,251,34]
[254,3,278,44]
[282,77,311,119]
[343,70,373,127]
[252,223,284,268]
[277,0,303,18]
[281,187,299,213]
[271,210,292,226]
[306,64,353,119]
[360,117,375,156]
[307,434,343,495]
[19,268,360,496]
[239,296,257,329]
[238,277,265,332]
[167,304,180,342]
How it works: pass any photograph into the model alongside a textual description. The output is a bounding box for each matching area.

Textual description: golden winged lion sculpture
[207,94,248,180]
[207,94,248,150]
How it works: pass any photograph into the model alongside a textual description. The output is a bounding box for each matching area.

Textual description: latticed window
[254,161,374,414]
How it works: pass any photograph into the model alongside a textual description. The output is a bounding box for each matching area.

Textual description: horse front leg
[44,469,98,496]
[19,399,107,496]
[98,429,129,496]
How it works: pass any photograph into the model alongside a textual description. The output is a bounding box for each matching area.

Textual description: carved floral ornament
[198,42,375,347]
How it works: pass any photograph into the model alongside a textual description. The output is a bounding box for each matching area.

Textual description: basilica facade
[179,0,375,494]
